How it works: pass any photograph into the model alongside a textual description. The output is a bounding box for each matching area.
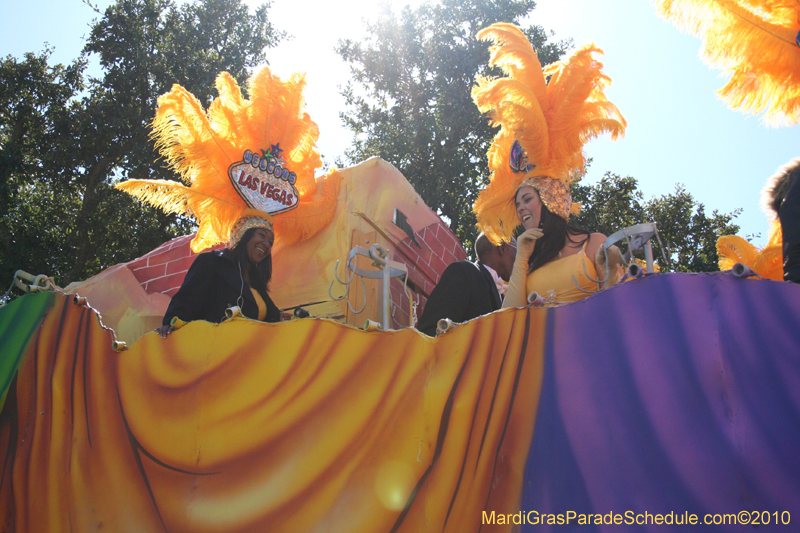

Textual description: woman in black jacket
[156,217,280,337]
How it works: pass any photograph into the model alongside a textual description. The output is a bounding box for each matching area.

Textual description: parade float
[1,12,799,533]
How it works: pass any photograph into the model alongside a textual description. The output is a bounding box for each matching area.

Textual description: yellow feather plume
[478,23,548,108]
[717,221,783,279]
[116,67,339,252]
[653,0,800,126]
[116,179,193,214]
[472,23,626,244]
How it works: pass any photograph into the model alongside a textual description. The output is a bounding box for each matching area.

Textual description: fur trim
[761,157,800,219]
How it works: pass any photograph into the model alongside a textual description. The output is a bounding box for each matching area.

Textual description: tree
[0,0,284,288]
[572,172,741,272]
[336,0,570,253]
[0,51,87,288]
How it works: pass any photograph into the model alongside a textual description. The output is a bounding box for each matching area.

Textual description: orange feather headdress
[653,0,800,126]
[116,67,341,253]
[471,23,626,244]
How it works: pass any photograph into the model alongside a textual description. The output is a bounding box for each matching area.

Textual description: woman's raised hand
[516,228,543,260]
[502,227,543,308]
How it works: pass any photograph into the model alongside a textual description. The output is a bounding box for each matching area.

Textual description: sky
[2,0,797,247]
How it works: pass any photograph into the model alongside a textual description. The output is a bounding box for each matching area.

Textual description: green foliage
[336,0,570,254]
[0,0,283,287]
[0,50,87,287]
[337,0,742,273]
[572,172,741,272]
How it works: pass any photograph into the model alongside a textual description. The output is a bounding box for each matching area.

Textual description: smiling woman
[505,182,610,307]
[112,65,342,337]
[156,217,280,337]
[471,23,627,307]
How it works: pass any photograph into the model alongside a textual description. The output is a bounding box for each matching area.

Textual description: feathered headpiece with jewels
[471,23,626,244]
[116,67,341,252]
[653,0,800,126]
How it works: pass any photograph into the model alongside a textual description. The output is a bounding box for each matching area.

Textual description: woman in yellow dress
[470,23,627,307]
[502,178,609,307]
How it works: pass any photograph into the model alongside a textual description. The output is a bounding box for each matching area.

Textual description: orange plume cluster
[654,0,800,126]
[471,23,626,244]
[717,221,784,279]
[116,67,340,252]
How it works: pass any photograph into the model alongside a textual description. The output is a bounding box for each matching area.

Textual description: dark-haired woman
[502,180,620,308]
[156,217,280,337]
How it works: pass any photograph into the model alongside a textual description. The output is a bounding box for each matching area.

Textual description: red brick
[126,258,148,271]
[409,278,426,295]
[130,263,166,284]
[429,254,448,280]
[148,241,174,255]
[423,279,434,296]
[424,235,445,261]
[421,239,437,264]
[395,239,421,265]
[398,251,430,280]
[166,235,194,250]
[166,255,197,276]
[390,281,410,328]
[408,272,427,293]
[440,249,457,266]
[392,281,411,298]
[164,288,180,298]
[403,266,416,284]
[395,294,409,308]
[437,228,458,251]
[393,311,409,329]
[391,287,402,302]
[447,235,468,258]
[412,241,432,266]
[147,244,193,266]
[145,272,187,295]
[404,251,422,268]
[454,247,468,261]
[416,259,440,285]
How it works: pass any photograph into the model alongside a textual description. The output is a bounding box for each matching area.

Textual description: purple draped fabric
[521,273,800,532]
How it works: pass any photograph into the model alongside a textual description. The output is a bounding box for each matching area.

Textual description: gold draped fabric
[0,294,546,532]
